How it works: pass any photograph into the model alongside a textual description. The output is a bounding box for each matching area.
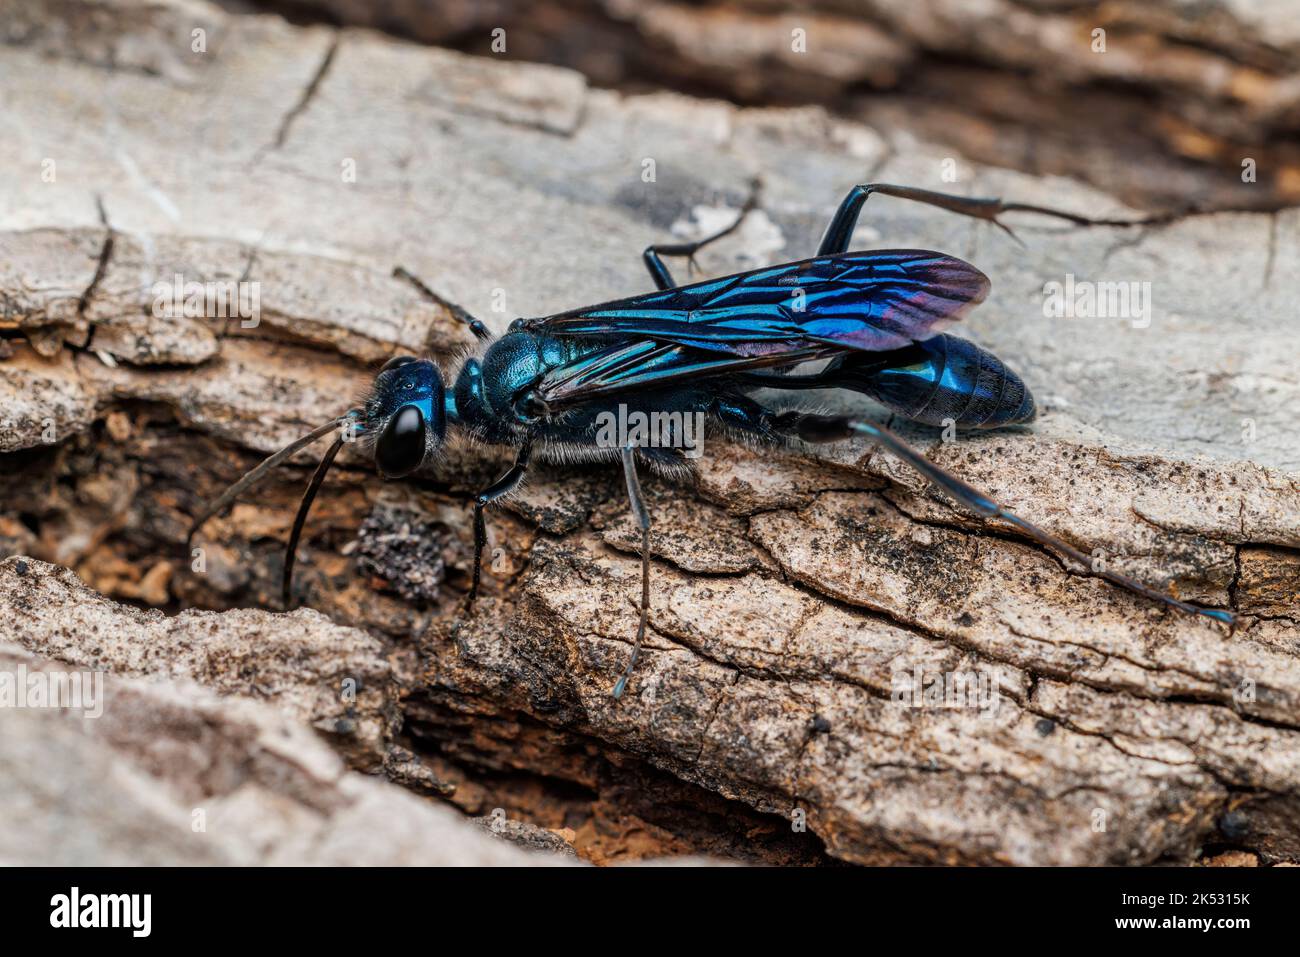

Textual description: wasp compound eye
[381,355,418,372]
[375,404,426,477]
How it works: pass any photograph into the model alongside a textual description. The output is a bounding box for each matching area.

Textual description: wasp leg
[725,401,1235,627]
[612,446,652,699]
[642,180,761,290]
[466,441,532,609]
[817,182,1162,255]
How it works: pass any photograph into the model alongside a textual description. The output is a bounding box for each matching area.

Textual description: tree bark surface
[0,0,1297,865]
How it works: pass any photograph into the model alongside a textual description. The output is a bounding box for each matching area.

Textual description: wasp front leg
[465,440,533,610]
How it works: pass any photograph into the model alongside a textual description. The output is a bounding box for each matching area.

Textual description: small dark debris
[811,714,832,734]
[957,612,975,627]
[531,695,563,714]
[472,815,577,858]
[355,504,455,603]
[383,746,456,797]
[1217,809,1251,842]
[15,560,29,577]
[1034,718,1056,736]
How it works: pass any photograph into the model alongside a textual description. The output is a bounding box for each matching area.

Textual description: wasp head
[365,356,446,477]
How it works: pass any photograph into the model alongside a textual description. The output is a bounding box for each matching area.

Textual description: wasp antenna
[187,416,348,546]
[282,433,345,609]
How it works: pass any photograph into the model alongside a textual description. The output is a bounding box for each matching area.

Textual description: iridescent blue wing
[528,249,990,358]
[535,338,821,408]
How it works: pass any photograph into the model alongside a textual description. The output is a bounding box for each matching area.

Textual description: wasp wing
[535,338,828,408]
[527,249,989,358]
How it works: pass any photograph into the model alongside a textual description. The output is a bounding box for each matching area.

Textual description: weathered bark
[0,0,1297,865]
[0,575,563,865]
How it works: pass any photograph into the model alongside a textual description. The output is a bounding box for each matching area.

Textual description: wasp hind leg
[714,395,1234,627]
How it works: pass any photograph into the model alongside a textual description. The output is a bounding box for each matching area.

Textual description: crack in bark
[76,196,114,324]
[269,32,340,153]
[740,510,1299,738]
[1024,691,1296,804]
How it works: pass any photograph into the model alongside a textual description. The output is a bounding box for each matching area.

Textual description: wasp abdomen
[826,334,1036,429]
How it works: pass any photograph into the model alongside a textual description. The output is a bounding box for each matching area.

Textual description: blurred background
[233,0,1300,214]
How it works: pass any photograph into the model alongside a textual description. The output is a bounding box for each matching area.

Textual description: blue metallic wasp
[190,183,1235,698]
